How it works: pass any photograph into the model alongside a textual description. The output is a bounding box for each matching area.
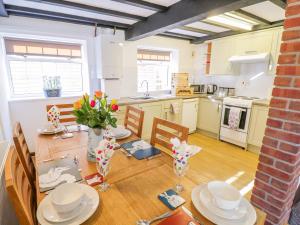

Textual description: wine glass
[96,162,111,192]
[173,159,189,193]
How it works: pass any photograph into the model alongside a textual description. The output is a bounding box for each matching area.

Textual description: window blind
[4,38,81,58]
[137,49,170,61]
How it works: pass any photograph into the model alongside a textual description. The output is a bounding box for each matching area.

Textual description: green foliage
[73,94,118,129]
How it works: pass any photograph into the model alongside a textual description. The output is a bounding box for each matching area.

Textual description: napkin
[158,209,199,225]
[47,105,60,128]
[170,138,202,161]
[95,139,118,171]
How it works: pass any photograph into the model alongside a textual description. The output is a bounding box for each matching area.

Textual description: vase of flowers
[73,91,119,162]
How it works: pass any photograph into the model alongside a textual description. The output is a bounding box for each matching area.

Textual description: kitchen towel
[228,107,242,130]
[170,102,180,114]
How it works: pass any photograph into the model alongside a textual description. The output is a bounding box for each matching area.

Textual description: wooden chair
[46,104,76,125]
[5,145,37,225]
[124,106,145,138]
[13,122,35,188]
[150,117,189,152]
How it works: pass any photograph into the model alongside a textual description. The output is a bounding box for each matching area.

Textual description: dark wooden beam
[111,0,167,12]
[191,21,283,44]
[157,33,194,41]
[0,0,8,17]
[181,26,216,35]
[233,9,271,25]
[269,0,287,9]
[5,5,130,29]
[125,0,265,41]
[27,0,145,21]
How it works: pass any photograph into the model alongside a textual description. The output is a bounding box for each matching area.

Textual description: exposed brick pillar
[250,1,300,224]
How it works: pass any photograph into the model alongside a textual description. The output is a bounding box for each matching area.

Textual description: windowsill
[8,94,82,103]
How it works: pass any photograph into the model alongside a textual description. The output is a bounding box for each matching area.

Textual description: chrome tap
[140,80,150,97]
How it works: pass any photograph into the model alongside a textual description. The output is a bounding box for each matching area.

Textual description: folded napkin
[47,105,60,128]
[228,107,242,130]
[132,140,152,150]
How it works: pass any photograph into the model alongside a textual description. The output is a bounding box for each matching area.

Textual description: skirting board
[195,129,219,140]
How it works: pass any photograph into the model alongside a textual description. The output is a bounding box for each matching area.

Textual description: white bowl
[207,181,241,210]
[51,183,84,213]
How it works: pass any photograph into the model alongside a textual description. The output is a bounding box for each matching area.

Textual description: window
[4,38,87,98]
[137,49,172,92]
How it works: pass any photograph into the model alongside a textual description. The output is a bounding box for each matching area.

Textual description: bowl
[51,183,84,213]
[207,181,241,210]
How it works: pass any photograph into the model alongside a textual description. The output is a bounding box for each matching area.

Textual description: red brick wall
[251,1,300,224]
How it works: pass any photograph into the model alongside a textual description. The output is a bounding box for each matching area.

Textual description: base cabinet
[248,105,269,147]
[197,98,222,135]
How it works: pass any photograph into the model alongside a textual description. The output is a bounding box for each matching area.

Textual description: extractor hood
[229,52,270,64]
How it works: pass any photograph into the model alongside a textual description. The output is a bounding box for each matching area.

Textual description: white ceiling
[242,1,285,22]
[169,28,207,37]
[185,21,230,33]
[142,0,181,7]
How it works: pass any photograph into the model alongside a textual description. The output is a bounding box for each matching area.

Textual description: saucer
[37,184,99,225]
[43,195,87,223]
[199,184,247,220]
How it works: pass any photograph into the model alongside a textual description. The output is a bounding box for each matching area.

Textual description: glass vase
[173,159,189,193]
[96,162,111,192]
[87,128,104,162]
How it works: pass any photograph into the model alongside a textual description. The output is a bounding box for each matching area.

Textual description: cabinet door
[163,100,182,124]
[197,98,222,134]
[139,102,163,140]
[113,106,126,126]
[248,105,269,147]
[210,38,237,75]
[182,100,198,133]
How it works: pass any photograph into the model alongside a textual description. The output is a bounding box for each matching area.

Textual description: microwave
[190,84,206,94]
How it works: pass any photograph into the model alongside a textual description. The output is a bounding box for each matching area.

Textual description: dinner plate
[38,126,65,135]
[199,184,247,220]
[42,195,87,223]
[191,185,256,225]
[108,126,132,140]
[37,184,99,225]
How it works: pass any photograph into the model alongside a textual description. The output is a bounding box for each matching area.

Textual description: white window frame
[0,33,90,99]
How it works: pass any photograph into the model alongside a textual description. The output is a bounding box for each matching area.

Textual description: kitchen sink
[129,96,156,100]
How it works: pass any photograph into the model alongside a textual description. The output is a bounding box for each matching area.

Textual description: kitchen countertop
[117,94,269,106]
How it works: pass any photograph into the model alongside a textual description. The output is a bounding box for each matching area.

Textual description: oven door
[221,104,249,132]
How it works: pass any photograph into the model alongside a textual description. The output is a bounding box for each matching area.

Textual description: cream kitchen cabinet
[113,105,127,126]
[182,99,198,133]
[209,37,237,75]
[197,98,222,136]
[162,99,182,124]
[138,102,163,140]
[248,105,269,147]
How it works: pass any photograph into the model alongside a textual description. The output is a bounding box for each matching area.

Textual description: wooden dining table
[35,131,266,225]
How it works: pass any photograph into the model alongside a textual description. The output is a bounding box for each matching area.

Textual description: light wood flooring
[187,132,259,199]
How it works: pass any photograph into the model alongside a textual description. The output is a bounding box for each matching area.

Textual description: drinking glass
[96,162,111,192]
[173,159,189,193]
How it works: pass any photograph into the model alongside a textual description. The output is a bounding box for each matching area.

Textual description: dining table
[35,130,266,225]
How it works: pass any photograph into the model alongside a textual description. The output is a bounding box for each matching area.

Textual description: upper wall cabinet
[208,27,282,76]
[95,34,124,79]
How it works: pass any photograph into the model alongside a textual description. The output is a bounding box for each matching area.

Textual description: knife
[182,206,204,225]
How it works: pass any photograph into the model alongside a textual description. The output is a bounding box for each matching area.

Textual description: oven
[221,104,251,133]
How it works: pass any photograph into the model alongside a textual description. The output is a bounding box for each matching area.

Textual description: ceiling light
[207,15,253,30]
[225,12,259,25]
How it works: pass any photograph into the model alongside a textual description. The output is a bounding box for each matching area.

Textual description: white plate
[192,185,256,225]
[37,184,99,225]
[108,126,132,140]
[38,127,65,135]
[42,195,87,223]
[200,184,247,220]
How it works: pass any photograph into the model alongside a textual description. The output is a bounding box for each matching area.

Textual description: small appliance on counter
[217,87,235,97]
[207,84,218,95]
[171,73,194,96]
[190,84,207,94]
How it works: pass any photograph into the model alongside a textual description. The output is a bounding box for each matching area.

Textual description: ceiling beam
[180,26,216,35]
[0,0,7,16]
[125,0,266,41]
[269,0,287,9]
[111,0,167,12]
[233,9,271,25]
[5,5,130,29]
[191,21,283,44]
[158,32,196,41]
[26,0,145,21]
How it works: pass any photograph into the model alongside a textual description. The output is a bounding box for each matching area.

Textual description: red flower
[111,104,119,111]
[90,100,96,107]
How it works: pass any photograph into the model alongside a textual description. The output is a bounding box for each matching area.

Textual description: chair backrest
[5,145,37,225]
[46,104,76,124]
[124,106,145,138]
[150,117,189,151]
[13,122,35,187]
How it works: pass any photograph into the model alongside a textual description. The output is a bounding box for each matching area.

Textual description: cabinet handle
[245,50,257,54]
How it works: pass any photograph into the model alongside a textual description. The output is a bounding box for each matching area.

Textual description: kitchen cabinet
[197,98,222,135]
[248,105,269,148]
[113,105,126,126]
[163,99,182,124]
[138,102,163,140]
[182,99,198,133]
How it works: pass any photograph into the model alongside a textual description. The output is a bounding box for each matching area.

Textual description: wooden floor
[187,132,259,199]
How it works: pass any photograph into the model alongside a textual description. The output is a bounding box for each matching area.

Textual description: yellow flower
[111,99,118,105]
[95,90,102,98]
[73,100,82,110]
